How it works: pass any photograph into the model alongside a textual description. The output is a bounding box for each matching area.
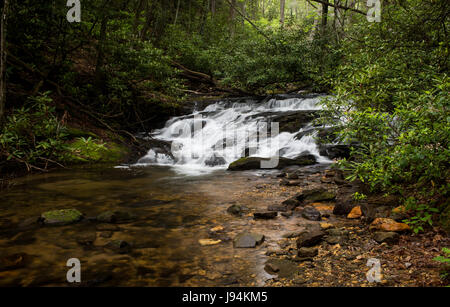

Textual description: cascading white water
[135,95,331,174]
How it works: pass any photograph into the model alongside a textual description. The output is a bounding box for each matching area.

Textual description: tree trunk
[95,15,108,90]
[280,0,286,27]
[321,0,329,30]
[174,0,181,25]
[0,0,9,125]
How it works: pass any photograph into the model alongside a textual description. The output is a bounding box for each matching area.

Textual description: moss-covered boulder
[41,209,83,226]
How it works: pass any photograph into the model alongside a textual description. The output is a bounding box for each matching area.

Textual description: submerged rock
[227,204,246,216]
[301,206,322,221]
[105,240,132,254]
[233,232,265,248]
[96,210,136,223]
[41,209,83,226]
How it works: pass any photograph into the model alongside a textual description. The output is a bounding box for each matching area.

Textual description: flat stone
[370,218,411,232]
[233,232,265,248]
[254,212,278,220]
[297,247,318,258]
[296,230,325,248]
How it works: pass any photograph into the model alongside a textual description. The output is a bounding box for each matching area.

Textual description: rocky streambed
[0,163,448,287]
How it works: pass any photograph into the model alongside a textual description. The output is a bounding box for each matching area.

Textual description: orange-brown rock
[312,203,335,212]
[369,218,411,232]
[347,206,362,219]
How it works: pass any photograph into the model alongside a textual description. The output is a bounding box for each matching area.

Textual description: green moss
[63,137,129,164]
[41,209,83,225]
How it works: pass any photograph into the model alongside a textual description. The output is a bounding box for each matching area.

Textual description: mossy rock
[64,127,98,139]
[64,138,129,164]
[41,209,83,226]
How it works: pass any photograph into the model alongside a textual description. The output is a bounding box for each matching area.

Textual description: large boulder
[41,209,83,226]
[319,144,351,159]
[228,154,316,171]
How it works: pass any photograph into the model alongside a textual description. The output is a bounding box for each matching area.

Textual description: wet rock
[263,259,301,278]
[228,154,316,171]
[347,206,362,219]
[204,154,226,167]
[301,206,322,221]
[333,202,356,216]
[268,204,288,212]
[320,223,334,230]
[281,197,301,210]
[361,204,391,222]
[281,211,293,218]
[298,247,318,258]
[264,262,280,274]
[373,232,400,244]
[324,236,341,245]
[286,173,299,180]
[233,232,265,248]
[227,204,246,216]
[296,188,336,204]
[104,240,132,254]
[96,210,136,223]
[282,230,306,239]
[41,209,83,226]
[296,230,325,248]
[99,231,113,238]
[253,211,278,220]
[370,218,411,232]
[319,144,351,159]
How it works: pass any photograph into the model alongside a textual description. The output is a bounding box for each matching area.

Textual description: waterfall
[135,94,331,174]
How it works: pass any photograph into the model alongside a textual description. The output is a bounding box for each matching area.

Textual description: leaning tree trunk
[0,0,9,125]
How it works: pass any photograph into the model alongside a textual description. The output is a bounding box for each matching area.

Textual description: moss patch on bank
[63,136,129,164]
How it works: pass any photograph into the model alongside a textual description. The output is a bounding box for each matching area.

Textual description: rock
[76,233,97,246]
[301,206,322,221]
[228,154,316,171]
[296,188,336,204]
[297,247,318,258]
[204,154,226,167]
[319,144,351,159]
[347,206,362,219]
[233,233,265,248]
[41,209,83,226]
[281,211,293,218]
[390,206,409,222]
[324,236,341,245]
[286,173,299,180]
[105,240,132,254]
[268,204,288,212]
[369,218,411,232]
[373,232,400,244]
[96,210,135,223]
[320,223,334,230]
[361,204,391,222]
[209,226,224,233]
[264,263,280,274]
[199,239,222,246]
[296,230,325,248]
[333,202,356,215]
[99,231,113,238]
[282,230,306,239]
[253,212,278,220]
[227,204,245,216]
[281,197,302,210]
